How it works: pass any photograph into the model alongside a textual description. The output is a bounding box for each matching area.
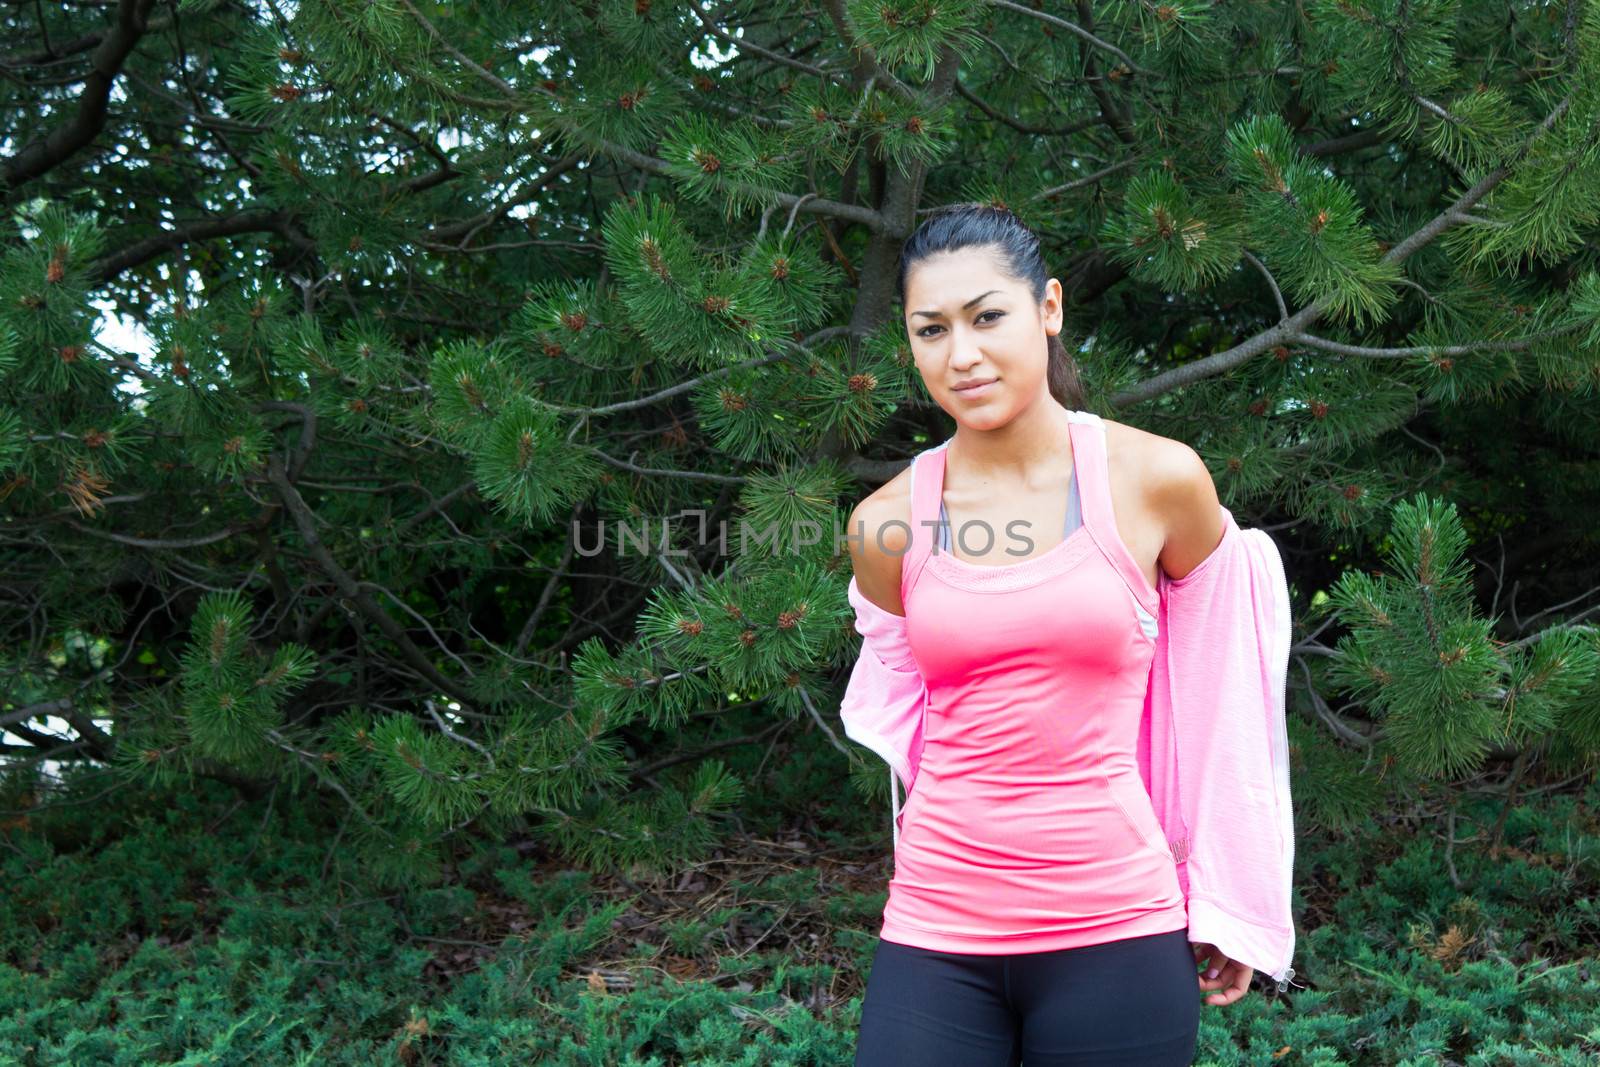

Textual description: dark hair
[895,203,1086,411]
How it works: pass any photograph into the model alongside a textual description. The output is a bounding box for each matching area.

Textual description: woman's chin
[949,405,1015,429]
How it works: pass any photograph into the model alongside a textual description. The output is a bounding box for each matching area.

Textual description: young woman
[846,204,1245,1065]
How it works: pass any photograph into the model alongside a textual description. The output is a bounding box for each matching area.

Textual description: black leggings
[854,928,1200,1066]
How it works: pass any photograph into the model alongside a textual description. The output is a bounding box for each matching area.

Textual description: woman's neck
[946,399,1074,490]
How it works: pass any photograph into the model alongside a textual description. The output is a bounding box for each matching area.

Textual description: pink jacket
[839,503,1297,991]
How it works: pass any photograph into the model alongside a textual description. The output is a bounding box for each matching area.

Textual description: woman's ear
[1042,277,1065,336]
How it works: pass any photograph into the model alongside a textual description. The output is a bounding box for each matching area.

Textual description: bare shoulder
[846,462,915,616]
[1102,418,1222,580]
[1102,418,1209,498]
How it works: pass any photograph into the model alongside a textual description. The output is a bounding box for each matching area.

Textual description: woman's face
[902,248,1064,428]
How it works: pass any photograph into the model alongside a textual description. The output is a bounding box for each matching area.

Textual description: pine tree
[3,0,1598,883]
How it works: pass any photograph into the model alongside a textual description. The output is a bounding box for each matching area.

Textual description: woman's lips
[953,379,997,398]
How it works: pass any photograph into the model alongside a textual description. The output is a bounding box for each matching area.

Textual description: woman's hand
[1192,942,1252,1006]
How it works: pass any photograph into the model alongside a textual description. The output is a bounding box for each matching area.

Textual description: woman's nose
[950,336,984,368]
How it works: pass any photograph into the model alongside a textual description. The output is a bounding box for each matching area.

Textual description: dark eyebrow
[910,289,1003,319]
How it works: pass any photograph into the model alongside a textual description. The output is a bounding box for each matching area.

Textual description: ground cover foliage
[3,0,1600,868]
[2,764,1599,1064]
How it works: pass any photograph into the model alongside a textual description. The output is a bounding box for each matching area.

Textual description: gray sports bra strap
[938,467,1081,552]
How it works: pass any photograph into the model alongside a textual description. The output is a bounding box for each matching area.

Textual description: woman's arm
[846,472,913,616]
[1151,441,1224,582]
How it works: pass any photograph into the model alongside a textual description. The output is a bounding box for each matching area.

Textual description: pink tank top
[879,410,1189,954]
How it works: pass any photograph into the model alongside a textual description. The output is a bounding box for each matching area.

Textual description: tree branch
[691,1,831,80]
[1,697,74,730]
[370,111,459,192]
[1069,0,1137,143]
[514,502,580,657]
[427,151,585,244]
[820,0,922,105]
[1031,158,1140,201]
[1,0,159,189]
[1297,656,1374,748]
[955,77,1108,136]
[581,136,886,232]
[395,0,518,97]
[577,346,804,417]
[592,450,749,485]
[990,0,1150,77]
[265,453,481,711]
[63,516,265,549]
[1302,127,1387,157]
[1241,250,1289,323]
[89,209,297,284]
[1108,91,1577,408]
[1291,323,1584,359]
[0,14,172,70]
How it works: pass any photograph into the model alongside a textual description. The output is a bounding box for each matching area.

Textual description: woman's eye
[917,311,1003,338]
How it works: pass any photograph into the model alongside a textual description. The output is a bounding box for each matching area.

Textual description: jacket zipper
[1263,530,1297,994]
